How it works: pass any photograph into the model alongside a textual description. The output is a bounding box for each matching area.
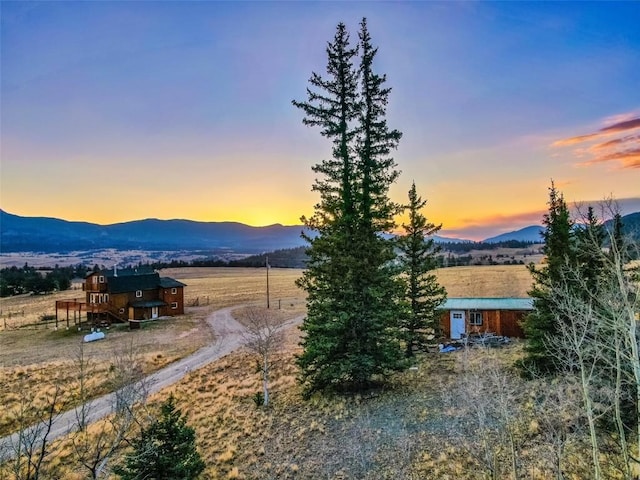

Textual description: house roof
[440,298,534,311]
[107,273,161,294]
[86,267,155,278]
[159,277,187,288]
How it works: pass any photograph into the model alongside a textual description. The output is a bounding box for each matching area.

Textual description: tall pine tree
[521,181,576,374]
[397,182,447,356]
[293,19,404,395]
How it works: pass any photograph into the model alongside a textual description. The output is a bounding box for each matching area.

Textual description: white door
[151,307,159,319]
[450,310,466,339]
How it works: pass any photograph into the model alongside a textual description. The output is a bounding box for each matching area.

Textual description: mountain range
[0,210,309,254]
[1,210,638,254]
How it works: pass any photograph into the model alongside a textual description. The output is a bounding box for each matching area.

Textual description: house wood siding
[439,309,527,338]
[160,288,185,316]
[438,298,533,339]
[81,269,186,323]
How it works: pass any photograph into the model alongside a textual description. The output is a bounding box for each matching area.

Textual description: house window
[104,294,109,302]
[171,288,177,294]
[171,302,178,309]
[99,276,105,283]
[119,308,125,314]
[90,294,96,304]
[136,290,142,298]
[469,311,483,326]
[92,276,98,284]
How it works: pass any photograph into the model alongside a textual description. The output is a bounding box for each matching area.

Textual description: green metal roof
[440,298,534,311]
[159,277,187,288]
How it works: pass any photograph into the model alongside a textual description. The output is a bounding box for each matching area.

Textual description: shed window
[171,302,178,309]
[469,311,483,326]
[99,276,105,283]
[136,290,142,298]
[171,288,177,294]
[92,276,98,284]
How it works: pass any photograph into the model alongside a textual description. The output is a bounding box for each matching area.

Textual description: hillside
[0,210,308,254]
[483,225,543,243]
[2,210,638,258]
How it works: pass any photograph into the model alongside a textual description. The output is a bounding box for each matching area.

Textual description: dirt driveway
[0,306,304,462]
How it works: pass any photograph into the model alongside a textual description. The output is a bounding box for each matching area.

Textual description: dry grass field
[435,264,533,298]
[1,264,543,479]
[0,268,303,438]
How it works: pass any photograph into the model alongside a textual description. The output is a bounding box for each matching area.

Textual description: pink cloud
[600,117,640,133]
[579,148,640,169]
[552,113,640,169]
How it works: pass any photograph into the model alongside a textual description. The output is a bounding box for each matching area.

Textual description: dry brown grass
[0,268,303,438]
[160,267,305,311]
[435,264,533,297]
[38,324,542,479]
[2,265,545,478]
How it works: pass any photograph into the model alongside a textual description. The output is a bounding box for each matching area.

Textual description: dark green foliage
[575,206,606,293]
[521,182,576,374]
[293,20,406,395]
[0,263,81,297]
[397,182,447,356]
[114,395,205,480]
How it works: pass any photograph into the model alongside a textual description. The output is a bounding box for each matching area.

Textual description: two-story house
[84,267,186,324]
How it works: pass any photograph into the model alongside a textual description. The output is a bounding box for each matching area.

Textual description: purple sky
[1,1,639,239]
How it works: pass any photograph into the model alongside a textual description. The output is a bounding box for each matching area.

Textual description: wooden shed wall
[439,309,527,338]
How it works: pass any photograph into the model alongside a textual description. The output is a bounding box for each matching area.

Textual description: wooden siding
[159,287,185,316]
[81,273,186,324]
[440,309,527,338]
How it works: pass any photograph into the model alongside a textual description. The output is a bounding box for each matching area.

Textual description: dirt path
[0,306,304,462]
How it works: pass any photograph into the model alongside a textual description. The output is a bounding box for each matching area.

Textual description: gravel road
[0,306,303,462]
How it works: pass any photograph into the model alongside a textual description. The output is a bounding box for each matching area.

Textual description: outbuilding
[439,297,533,339]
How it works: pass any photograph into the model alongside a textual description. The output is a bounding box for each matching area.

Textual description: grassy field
[1,265,541,478]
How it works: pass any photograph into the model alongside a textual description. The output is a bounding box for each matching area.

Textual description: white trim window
[171,287,177,294]
[171,302,178,309]
[99,276,105,283]
[136,290,143,298]
[469,311,483,326]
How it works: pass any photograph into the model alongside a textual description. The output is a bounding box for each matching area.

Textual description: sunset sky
[1,1,639,240]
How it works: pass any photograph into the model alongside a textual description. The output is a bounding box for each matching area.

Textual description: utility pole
[266,254,270,309]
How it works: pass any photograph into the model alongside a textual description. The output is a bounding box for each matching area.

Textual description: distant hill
[432,234,473,244]
[0,210,308,254]
[483,225,544,243]
[2,210,637,256]
[482,211,640,244]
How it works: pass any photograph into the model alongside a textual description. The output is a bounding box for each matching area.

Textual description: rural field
[1,264,548,479]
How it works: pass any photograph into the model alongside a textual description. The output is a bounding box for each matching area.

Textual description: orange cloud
[579,148,640,169]
[552,113,640,169]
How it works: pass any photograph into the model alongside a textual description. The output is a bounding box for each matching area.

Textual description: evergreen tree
[114,395,205,480]
[521,181,576,374]
[397,182,447,356]
[575,206,606,292]
[398,183,447,357]
[293,19,405,395]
